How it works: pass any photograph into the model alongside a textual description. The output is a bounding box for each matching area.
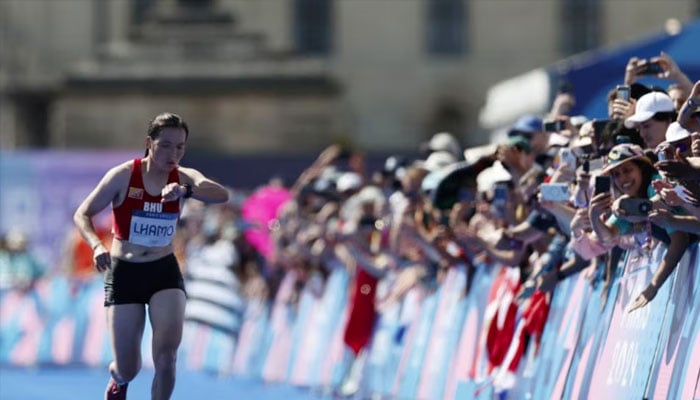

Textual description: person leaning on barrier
[587,143,689,312]
[649,120,700,235]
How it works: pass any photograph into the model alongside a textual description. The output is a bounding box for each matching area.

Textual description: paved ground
[0,366,331,400]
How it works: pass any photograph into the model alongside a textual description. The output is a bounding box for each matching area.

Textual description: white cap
[665,121,691,143]
[476,162,512,193]
[420,151,457,172]
[625,92,675,128]
[429,132,462,159]
[548,132,570,147]
[336,172,363,193]
[569,115,589,127]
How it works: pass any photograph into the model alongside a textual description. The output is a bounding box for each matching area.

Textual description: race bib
[129,210,178,247]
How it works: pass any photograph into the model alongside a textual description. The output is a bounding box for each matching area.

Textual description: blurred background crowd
[2,1,700,399]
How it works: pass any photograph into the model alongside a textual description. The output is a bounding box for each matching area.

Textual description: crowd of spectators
[1,51,699,395]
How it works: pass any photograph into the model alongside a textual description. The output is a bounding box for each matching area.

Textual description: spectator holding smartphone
[624,52,693,97]
[587,143,688,311]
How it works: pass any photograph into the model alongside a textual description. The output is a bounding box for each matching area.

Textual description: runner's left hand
[161,182,184,202]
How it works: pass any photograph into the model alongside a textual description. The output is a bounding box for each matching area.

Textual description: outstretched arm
[628,230,689,312]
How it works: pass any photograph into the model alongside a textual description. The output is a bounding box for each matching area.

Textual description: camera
[616,85,630,102]
[618,197,653,217]
[655,142,674,162]
[543,120,566,132]
[639,61,663,76]
[358,216,378,229]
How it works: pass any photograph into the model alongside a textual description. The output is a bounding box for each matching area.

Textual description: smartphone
[540,183,570,202]
[557,148,577,169]
[543,120,566,132]
[616,85,630,101]
[359,216,377,229]
[592,119,611,141]
[639,61,663,76]
[594,175,611,195]
[492,183,508,218]
[618,197,653,217]
[493,183,508,205]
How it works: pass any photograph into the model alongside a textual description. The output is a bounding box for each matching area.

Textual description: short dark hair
[651,111,677,123]
[145,113,189,156]
[633,158,656,198]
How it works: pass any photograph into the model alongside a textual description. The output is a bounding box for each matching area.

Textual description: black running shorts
[104,254,186,306]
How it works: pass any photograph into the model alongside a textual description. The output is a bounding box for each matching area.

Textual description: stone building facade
[1,0,697,153]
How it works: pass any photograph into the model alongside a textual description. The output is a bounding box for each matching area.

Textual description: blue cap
[508,115,543,137]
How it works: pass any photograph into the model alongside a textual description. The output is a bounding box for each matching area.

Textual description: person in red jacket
[73,113,229,400]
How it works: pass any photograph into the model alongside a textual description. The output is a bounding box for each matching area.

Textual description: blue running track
[0,366,332,400]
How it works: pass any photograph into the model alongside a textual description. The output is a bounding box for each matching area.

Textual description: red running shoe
[105,378,128,400]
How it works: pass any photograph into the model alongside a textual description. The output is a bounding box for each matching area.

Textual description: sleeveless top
[112,158,181,247]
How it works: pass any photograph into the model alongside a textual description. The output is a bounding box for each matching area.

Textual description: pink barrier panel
[287,275,325,385]
[392,292,439,399]
[416,265,468,400]
[529,272,590,399]
[231,300,269,376]
[81,284,110,366]
[646,244,700,400]
[317,303,350,389]
[261,271,297,382]
[444,264,505,399]
[504,271,585,399]
[561,264,618,400]
[588,245,675,400]
[362,294,402,397]
[4,246,700,400]
[8,294,43,365]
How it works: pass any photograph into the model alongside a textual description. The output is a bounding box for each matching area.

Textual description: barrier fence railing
[1,243,699,399]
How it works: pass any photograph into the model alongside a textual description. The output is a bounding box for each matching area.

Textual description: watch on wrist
[182,183,193,199]
[688,97,699,109]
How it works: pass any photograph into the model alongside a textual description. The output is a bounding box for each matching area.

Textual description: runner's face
[149,127,187,171]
